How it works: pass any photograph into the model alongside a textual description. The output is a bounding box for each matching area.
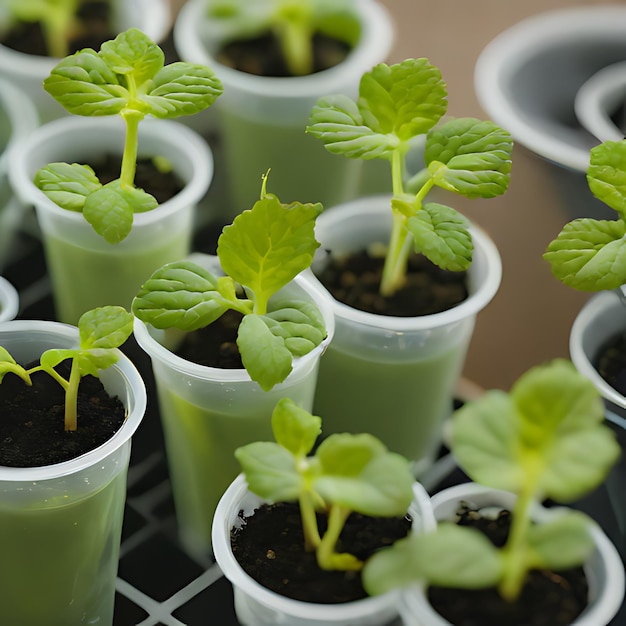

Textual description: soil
[1,1,115,57]
[216,32,350,77]
[231,500,412,604]
[427,502,589,626]
[594,331,626,396]
[0,360,125,467]
[315,249,469,317]
[89,154,185,205]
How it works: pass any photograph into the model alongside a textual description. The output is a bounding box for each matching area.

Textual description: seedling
[235,397,415,570]
[2,0,79,58]
[207,0,360,76]
[544,139,626,291]
[363,359,620,601]
[307,57,513,297]
[132,173,327,392]
[34,27,223,243]
[0,305,134,431]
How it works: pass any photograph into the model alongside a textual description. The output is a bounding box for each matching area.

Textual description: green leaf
[34,163,102,212]
[78,306,134,349]
[234,441,303,502]
[425,118,513,198]
[526,511,595,570]
[39,348,76,371]
[0,347,31,384]
[217,194,322,313]
[407,202,473,271]
[452,390,524,492]
[587,140,626,217]
[262,299,327,357]
[237,314,293,391]
[43,49,128,116]
[358,59,447,139]
[363,525,502,595]
[132,261,239,330]
[99,28,164,85]
[145,62,224,118]
[82,185,136,243]
[271,397,321,458]
[75,349,119,377]
[543,218,626,291]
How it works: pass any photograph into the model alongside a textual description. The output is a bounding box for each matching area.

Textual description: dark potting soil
[427,502,589,626]
[0,361,125,467]
[594,331,626,397]
[90,154,185,205]
[231,500,412,604]
[1,1,114,57]
[315,249,469,317]
[216,32,350,77]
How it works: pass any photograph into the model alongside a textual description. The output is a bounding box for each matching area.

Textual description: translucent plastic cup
[0,276,19,322]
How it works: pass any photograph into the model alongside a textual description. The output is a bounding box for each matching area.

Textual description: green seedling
[34,27,223,244]
[544,139,626,291]
[307,57,513,297]
[207,0,360,76]
[0,305,134,431]
[132,173,327,392]
[2,0,80,58]
[235,397,415,570]
[363,359,620,602]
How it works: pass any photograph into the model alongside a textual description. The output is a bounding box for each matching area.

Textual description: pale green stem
[28,364,69,391]
[316,505,352,569]
[299,492,322,551]
[498,486,535,601]
[120,110,142,189]
[277,21,313,76]
[64,358,81,431]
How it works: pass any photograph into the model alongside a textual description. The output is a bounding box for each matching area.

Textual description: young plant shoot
[544,139,626,291]
[34,27,223,243]
[207,0,360,76]
[362,359,620,602]
[306,57,513,297]
[235,397,415,571]
[2,0,79,58]
[132,173,327,392]
[0,305,134,431]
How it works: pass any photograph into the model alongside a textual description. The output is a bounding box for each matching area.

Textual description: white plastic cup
[173,0,395,219]
[0,276,19,321]
[9,116,214,324]
[213,474,435,626]
[133,254,335,557]
[302,195,502,474]
[0,320,147,626]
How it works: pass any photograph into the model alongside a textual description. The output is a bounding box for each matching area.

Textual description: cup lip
[0,320,147,481]
[212,473,419,621]
[569,290,626,410]
[132,254,336,384]
[8,115,213,229]
[474,5,626,173]
[303,195,502,332]
[575,61,626,143]
[0,276,19,322]
[173,0,395,99]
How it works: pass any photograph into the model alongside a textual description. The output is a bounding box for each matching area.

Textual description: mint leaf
[34,163,102,212]
[83,186,135,244]
[272,397,321,458]
[0,348,31,384]
[587,140,626,217]
[425,118,513,198]
[78,305,134,349]
[543,218,626,291]
[407,202,473,271]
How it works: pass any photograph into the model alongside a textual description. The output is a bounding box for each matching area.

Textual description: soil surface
[231,500,412,604]
[595,331,626,396]
[427,502,589,626]
[216,32,350,77]
[0,360,125,467]
[315,249,469,317]
[1,1,114,57]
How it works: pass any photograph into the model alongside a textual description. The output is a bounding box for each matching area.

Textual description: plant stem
[64,358,81,432]
[299,492,321,551]
[316,505,362,571]
[120,110,142,188]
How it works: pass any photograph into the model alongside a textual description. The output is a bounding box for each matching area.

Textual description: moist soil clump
[217,33,350,77]
[90,154,185,205]
[316,249,468,317]
[0,360,125,467]
[1,1,114,57]
[427,502,589,626]
[231,500,412,604]
[595,331,626,396]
